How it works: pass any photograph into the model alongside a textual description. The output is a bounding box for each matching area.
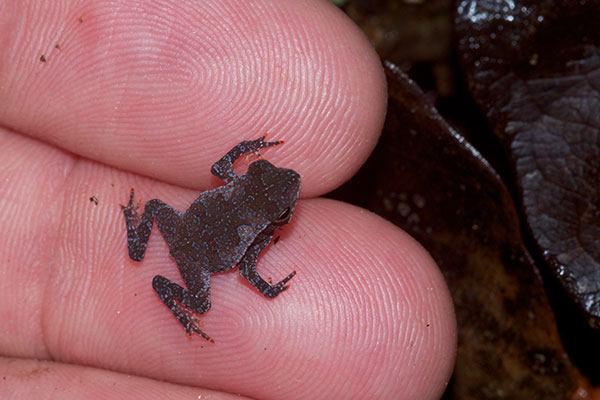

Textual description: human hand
[0,1,456,398]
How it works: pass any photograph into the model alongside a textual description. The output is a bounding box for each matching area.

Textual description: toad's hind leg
[122,189,182,261]
[152,268,213,342]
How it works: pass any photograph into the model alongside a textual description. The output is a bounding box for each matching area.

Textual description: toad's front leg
[210,136,282,183]
[238,234,296,298]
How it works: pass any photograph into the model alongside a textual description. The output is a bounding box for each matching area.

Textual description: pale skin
[0,1,457,399]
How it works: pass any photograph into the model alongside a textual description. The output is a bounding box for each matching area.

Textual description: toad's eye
[275,207,291,224]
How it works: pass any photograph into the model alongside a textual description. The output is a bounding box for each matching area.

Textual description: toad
[122,136,300,342]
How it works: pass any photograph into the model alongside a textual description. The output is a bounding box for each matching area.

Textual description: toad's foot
[178,305,215,343]
[121,188,141,225]
[211,136,283,183]
[263,270,297,298]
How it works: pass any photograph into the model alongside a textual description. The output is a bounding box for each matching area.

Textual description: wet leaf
[330,62,589,399]
[344,0,453,64]
[455,0,600,329]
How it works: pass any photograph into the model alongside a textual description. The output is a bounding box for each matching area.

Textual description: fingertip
[257,198,456,397]
[1,0,386,195]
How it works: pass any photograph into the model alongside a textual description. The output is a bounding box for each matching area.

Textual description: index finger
[0,0,386,197]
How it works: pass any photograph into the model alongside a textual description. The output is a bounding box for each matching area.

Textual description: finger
[1,132,455,399]
[0,0,386,197]
[0,357,248,399]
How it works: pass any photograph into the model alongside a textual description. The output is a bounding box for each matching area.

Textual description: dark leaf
[455,0,600,329]
[330,62,589,399]
[344,0,453,64]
